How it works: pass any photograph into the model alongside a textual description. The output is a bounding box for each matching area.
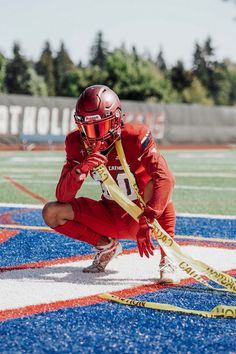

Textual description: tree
[182,77,213,104]
[5,42,31,94]
[224,60,236,104]
[89,31,109,68]
[60,69,81,97]
[104,48,172,102]
[192,37,231,104]
[156,47,167,72]
[170,60,192,92]
[0,52,6,93]
[60,66,107,97]
[28,67,48,96]
[54,41,75,96]
[36,41,55,96]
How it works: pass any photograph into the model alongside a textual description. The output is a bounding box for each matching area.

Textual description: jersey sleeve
[55,135,86,203]
[139,128,175,219]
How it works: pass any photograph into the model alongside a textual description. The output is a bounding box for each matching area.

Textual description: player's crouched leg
[42,201,74,229]
[42,200,122,273]
[157,202,180,284]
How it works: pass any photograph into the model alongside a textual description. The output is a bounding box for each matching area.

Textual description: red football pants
[54,197,176,256]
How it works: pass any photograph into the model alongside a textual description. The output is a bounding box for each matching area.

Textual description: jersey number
[101,172,137,201]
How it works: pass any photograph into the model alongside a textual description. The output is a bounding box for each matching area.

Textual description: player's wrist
[73,166,87,181]
[143,205,159,223]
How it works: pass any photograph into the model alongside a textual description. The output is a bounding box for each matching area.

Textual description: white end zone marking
[0,246,236,312]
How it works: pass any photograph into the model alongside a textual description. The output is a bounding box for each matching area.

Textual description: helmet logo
[84,115,101,122]
[104,111,112,117]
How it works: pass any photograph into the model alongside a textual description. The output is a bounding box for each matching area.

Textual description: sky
[0,0,235,68]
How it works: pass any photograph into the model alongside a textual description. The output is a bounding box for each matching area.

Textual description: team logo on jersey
[108,166,124,171]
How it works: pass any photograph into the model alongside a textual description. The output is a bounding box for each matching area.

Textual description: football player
[42,85,179,283]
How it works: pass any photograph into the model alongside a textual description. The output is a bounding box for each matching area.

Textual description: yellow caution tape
[94,139,236,294]
[100,293,236,318]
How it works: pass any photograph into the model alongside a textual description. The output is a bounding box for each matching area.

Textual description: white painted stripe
[9,157,64,163]
[1,179,234,192]
[175,185,236,192]
[0,179,98,185]
[0,168,59,173]
[177,213,236,219]
[175,172,236,177]
[1,174,59,178]
[0,180,58,184]
[0,203,236,219]
[0,247,235,311]
[176,153,229,159]
[0,203,43,208]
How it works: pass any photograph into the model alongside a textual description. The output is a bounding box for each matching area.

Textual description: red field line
[0,248,138,273]
[0,278,207,322]
[0,230,20,244]
[1,270,235,322]
[0,208,38,225]
[3,176,48,203]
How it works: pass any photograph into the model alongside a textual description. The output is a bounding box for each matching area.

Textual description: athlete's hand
[76,152,108,175]
[136,215,155,258]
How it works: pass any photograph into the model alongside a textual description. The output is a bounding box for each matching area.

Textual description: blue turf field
[0,206,236,354]
[0,149,236,353]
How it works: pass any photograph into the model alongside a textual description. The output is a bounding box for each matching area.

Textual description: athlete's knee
[42,201,73,228]
[42,201,58,227]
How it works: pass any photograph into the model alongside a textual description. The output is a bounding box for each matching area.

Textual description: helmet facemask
[74,108,122,152]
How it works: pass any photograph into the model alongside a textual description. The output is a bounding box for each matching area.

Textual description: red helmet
[74,85,123,151]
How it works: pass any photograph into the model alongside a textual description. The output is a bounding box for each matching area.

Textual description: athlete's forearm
[55,162,84,202]
[142,152,175,218]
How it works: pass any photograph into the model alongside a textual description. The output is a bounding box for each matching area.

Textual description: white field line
[177,213,236,219]
[0,179,98,185]
[0,202,236,219]
[1,169,236,178]
[176,153,230,159]
[0,168,59,173]
[175,185,236,192]
[0,246,236,312]
[8,157,64,162]
[0,223,235,244]
[174,172,236,177]
[0,180,57,184]
[1,178,235,192]
[0,203,43,208]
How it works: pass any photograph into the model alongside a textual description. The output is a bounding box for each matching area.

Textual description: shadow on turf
[0,265,160,285]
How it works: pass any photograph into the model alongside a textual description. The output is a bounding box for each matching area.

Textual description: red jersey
[56,123,175,217]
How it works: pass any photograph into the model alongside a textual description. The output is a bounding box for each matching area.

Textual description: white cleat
[158,256,180,284]
[83,238,122,273]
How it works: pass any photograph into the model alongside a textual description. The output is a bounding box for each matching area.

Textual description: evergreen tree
[132,45,139,63]
[54,41,75,96]
[5,42,31,94]
[89,31,108,68]
[36,41,55,96]
[225,60,236,104]
[156,47,167,72]
[0,52,6,92]
[170,60,192,92]
[193,37,231,104]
